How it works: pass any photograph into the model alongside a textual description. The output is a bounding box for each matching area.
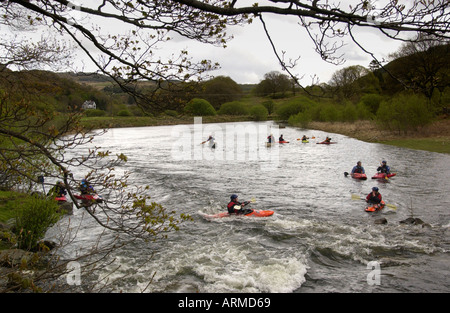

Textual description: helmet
[230,194,238,200]
[372,187,379,192]
[382,160,387,164]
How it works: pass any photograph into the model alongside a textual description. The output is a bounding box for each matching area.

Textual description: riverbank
[306,118,450,154]
[80,115,251,129]
[80,115,450,154]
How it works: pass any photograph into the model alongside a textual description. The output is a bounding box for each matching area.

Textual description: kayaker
[267,134,274,143]
[227,194,252,215]
[377,160,391,174]
[366,187,384,210]
[351,161,365,174]
[301,135,308,141]
[80,178,94,195]
[48,181,67,197]
[324,136,331,143]
[366,187,382,204]
[279,134,285,142]
[203,135,215,148]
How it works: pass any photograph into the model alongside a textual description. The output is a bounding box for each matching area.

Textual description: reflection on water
[50,121,450,292]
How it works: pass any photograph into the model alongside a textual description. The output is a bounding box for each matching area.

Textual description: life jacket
[377,165,390,173]
[227,200,241,214]
[366,192,382,204]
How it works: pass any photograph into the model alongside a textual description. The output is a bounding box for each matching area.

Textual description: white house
[82,100,96,110]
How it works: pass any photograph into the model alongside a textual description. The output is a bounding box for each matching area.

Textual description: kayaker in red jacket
[227,194,252,214]
[366,187,382,204]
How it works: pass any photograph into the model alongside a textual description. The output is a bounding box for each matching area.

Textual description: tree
[387,36,450,103]
[200,76,243,110]
[0,70,191,292]
[329,65,369,100]
[255,71,291,98]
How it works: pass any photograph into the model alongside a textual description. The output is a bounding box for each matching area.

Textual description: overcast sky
[162,13,403,86]
[8,1,405,86]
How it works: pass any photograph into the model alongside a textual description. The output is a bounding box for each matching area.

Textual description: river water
[49,120,450,293]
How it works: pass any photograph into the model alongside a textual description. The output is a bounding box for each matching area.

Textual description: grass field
[382,137,450,154]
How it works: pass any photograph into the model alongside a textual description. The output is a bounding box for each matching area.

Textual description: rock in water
[374,218,387,225]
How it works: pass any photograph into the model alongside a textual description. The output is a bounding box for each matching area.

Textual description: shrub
[275,96,316,120]
[319,104,341,122]
[84,109,106,117]
[218,101,248,115]
[261,100,275,115]
[249,104,268,121]
[14,195,60,250]
[288,110,312,128]
[184,98,216,116]
[342,103,358,122]
[356,102,375,120]
[164,109,178,117]
[376,93,433,133]
[360,94,383,115]
[117,109,132,117]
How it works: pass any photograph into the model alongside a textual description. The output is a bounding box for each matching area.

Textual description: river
[48,120,450,293]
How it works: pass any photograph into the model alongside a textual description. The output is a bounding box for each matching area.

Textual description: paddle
[245,197,256,204]
[351,194,397,210]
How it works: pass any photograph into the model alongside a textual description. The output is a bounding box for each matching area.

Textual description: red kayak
[277,140,289,144]
[317,141,337,144]
[365,200,385,212]
[351,173,367,180]
[372,173,396,179]
[204,209,274,219]
[55,195,67,202]
[74,193,103,203]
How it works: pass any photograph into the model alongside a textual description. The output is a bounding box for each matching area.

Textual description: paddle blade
[386,203,397,210]
[351,194,363,200]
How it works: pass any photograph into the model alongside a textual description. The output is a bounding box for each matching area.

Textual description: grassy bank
[80,115,251,129]
[80,115,450,154]
[306,119,450,154]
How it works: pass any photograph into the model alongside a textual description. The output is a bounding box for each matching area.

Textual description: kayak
[55,195,67,202]
[317,141,337,144]
[365,200,385,212]
[266,142,272,147]
[74,193,104,203]
[278,140,289,144]
[204,209,274,219]
[372,172,396,179]
[302,140,309,143]
[351,173,367,180]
